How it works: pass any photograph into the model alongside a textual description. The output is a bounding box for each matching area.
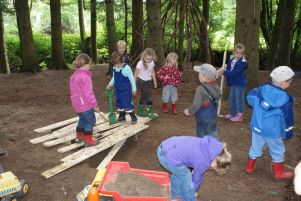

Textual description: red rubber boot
[272,162,293,179]
[171,104,178,115]
[245,159,256,174]
[162,103,168,113]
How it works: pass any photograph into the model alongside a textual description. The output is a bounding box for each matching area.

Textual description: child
[184,64,221,139]
[245,66,295,179]
[70,53,99,146]
[106,40,129,76]
[107,52,137,124]
[134,48,158,119]
[157,135,232,201]
[156,52,182,114]
[217,43,248,122]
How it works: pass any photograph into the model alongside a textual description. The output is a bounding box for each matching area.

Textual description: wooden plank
[61,123,148,162]
[30,114,108,144]
[57,124,129,153]
[96,139,126,170]
[33,117,78,134]
[41,125,149,179]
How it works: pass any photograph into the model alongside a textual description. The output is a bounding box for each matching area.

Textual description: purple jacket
[70,68,98,113]
[161,135,223,192]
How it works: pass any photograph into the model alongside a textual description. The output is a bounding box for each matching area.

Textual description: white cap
[270,66,295,83]
[193,63,217,81]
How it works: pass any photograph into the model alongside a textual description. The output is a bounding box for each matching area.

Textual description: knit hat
[193,63,217,81]
[270,66,295,83]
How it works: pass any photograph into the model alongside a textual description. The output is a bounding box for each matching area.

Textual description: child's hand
[107,84,111,89]
[94,107,100,113]
[132,90,137,96]
[184,109,190,116]
[154,82,158,88]
[217,68,225,78]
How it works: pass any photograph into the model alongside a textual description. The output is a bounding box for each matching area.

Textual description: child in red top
[156,52,182,114]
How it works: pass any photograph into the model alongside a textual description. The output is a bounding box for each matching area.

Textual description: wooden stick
[96,139,126,170]
[217,50,227,117]
[41,125,149,179]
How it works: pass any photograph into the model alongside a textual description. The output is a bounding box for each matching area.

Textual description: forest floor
[0,65,301,201]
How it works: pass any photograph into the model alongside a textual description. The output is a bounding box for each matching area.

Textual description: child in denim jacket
[184,64,221,138]
[245,66,294,179]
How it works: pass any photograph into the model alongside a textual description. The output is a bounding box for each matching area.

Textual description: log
[33,117,79,134]
[41,125,149,178]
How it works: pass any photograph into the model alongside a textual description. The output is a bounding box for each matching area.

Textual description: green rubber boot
[146,105,157,119]
[137,104,147,117]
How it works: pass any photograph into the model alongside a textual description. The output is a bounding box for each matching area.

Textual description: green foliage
[5,34,21,72]
[62,34,82,63]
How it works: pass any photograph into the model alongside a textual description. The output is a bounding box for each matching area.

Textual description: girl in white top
[134,48,158,119]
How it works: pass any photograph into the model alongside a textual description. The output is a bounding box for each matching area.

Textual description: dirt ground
[0,65,301,201]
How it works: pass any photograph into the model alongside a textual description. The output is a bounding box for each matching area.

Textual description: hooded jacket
[70,68,98,113]
[247,83,294,139]
[161,135,223,192]
[224,57,248,87]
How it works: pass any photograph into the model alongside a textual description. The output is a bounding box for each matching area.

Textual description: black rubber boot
[118,111,126,122]
[129,112,138,124]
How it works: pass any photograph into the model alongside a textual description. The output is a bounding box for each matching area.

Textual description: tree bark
[49,0,67,70]
[105,0,117,59]
[124,0,128,43]
[265,0,285,70]
[202,0,209,24]
[131,0,143,66]
[146,0,165,67]
[177,0,186,71]
[78,0,85,52]
[0,5,9,74]
[235,0,260,89]
[276,0,296,66]
[15,0,39,72]
[91,0,97,62]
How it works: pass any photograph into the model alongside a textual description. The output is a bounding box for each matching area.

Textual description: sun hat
[193,63,217,81]
[270,66,295,83]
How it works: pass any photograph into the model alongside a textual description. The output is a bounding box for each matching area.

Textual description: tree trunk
[91,0,97,62]
[276,0,296,66]
[260,0,271,48]
[131,0,143,66]
[105,0,117,58]
[49,0,67,70]
[0,6,9,74]
[124,0,128,43]
[78,0,85,52]
[202,0,209,24]
[15,0,39,72]
[292,5,301,56]
[177,0,186,71]
[146,0,165,67]
[235,0,260,89]
[265,0,285,70]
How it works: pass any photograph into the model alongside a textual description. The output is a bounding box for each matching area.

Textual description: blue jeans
[248,131,285,162]
[229,85,245,115]
[195,102,218,139]
[77,109,96,133]
[162,85,178,103]
[157,145,195,201]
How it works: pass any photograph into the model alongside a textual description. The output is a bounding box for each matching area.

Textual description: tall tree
[202,0,209,24]
[15,0,39,72]
[78,0,85,52]
[276,0,296,66]
[0,1,9,74]
[177,0,186,71]
[235,0,260,88]
[105,0,117,59]
[146,0,164,66]
[49,0,67,69]
[265,0,285,70]
[124,0,128,43]
[131,0,144,65]
[91,0,97,62]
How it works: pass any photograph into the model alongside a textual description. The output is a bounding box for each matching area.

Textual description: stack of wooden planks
[30,112,153,179]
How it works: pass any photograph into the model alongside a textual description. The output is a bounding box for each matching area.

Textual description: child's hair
[117,40,126,48]
[234,43,246,57]
[213,144,232,176]
[165,52,178,67]
[74,53,92,68]
[141,48,157,70]
[111,52,124,65]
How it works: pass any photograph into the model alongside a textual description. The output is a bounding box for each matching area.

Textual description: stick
[217,50,227,117]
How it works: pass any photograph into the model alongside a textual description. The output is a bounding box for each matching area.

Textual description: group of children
[69,41,297,200]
